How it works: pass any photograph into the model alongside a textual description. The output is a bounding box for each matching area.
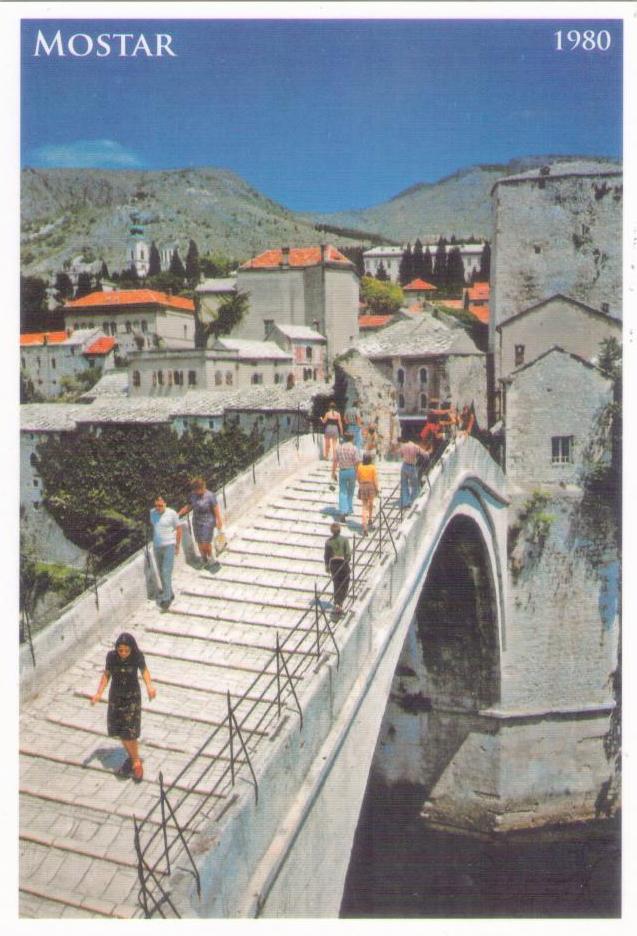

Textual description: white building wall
[505,351,612,489]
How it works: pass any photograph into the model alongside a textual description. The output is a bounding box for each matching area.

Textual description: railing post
[276,416,280,464]
[296,404,301,450]
[227,691,235,786]
[351,535,356,601]
[314,582,321,658]
[134,817,151,919]
[252,459,256,485]
[275,632,282,720]
[159,771,171,876]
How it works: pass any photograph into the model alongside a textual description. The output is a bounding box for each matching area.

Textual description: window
[51,358,56,369]
[21,357,25,369]
[215,370,223,386]
[37,357,41,368]
[419,367,428,385]
[184,325,187,337]
[188,370,197,386]
[103,321,109,334]
[126,321,132,333]
[225,372,233,386]
[132,370,141,387]
[274,373,281,385]
[552,436,573,464]
[208,419,215,429]
[398,393,405,410]
[306,346,313,361]
[157,370,164,386]
[534,245,542,254]
[30,453,37,467]
[110,321,117,334]
[264,319,274,338]
[33,479,39,488]
[420,393,427,411]
[174,371,183,386]
[74,322,80,330]
[141,320,148,333]
[514,344,525,366]
[601,302,609,314]
[251,373,263,385]
[396,368,405,386]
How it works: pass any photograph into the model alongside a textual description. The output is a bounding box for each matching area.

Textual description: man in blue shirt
[149,496,183,610]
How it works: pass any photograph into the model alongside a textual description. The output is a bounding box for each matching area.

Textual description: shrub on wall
[35,422,263,568]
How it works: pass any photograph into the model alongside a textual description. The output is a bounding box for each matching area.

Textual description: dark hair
[343,432,354,442]
[115,632,142,663]
[190,476,205,489]
[362,453,372,465]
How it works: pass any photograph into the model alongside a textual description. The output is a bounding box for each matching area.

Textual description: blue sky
[21,18,622,212]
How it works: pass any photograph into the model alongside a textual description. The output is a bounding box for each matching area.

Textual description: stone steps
[20,454,402,917]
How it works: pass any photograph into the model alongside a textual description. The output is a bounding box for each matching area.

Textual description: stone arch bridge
[19,434,616,918]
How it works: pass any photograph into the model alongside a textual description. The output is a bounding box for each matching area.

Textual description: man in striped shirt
[332,432,360,521]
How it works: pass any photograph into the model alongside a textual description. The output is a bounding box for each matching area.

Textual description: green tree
[477,241,491,281]
[20,275,48,332]
[375,261,389,282]
[360,276,404,315]
[75,272,94,298]
[148,241,161,277]
[423,246,433,280]
[54,272,74,303]
[199,253,238,278]
[185,239,201,287]
[169,248,186,280]
[146,270,190,295]
[200,290,250,343]
[433,237,448,286]
[446,246,466,289]
[100,260,110,280]
[398,244,413,285]
[20,369,45,403]
[412,239,425,279]
[118,266,140,288]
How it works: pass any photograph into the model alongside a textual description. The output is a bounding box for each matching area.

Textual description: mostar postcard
[8,0,634,925]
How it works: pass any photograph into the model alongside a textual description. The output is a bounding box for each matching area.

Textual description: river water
[340,781,620,918]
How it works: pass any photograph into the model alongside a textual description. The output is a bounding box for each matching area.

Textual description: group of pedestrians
[148,477,225,612]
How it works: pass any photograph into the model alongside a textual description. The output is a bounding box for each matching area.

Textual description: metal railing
[132,443,452,917]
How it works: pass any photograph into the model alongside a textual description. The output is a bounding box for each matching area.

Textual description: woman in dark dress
[91,632,156,782]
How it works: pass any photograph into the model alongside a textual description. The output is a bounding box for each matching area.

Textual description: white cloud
[29,139,143,169]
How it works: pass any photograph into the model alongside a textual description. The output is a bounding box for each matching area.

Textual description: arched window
[132,370,141,387]
[141,320,148,333]
[110,321,117,334]
[225,372,233,385]
[274,373,281,384]
[215,370,223,386]
[30,453,37,467]
[287,373,295,389]
[157,370,164,386]
[251,373,263,385]
[420,393,428,411]
[419,367,428,385]
[396,368,405,386]
[152,371,157,386]
[126,321,132,333]
[398,393,405,409]
[102,321,109,334]
[174,371,183,386]
[306,346,313,360]
[188,370,197,386]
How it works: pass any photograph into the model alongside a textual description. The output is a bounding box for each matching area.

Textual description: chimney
[320,244,327,263]
[281,246,290,268]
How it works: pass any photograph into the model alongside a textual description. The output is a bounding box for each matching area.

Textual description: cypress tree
[375,261,389,282]
[185,239,201,286]
[169,248,186,280]
[478,241,491,281]
[446,246,466,289]
[148,241,161,277]
[423,246,433,280]
[433,237,447,286]
[75,272,93,299]
[100,261,109,279]
[412,239,425,279]
[398,243,413,285]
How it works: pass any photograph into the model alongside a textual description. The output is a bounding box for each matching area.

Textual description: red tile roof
[404,278,437,291]
[20,331,68,346]
[467,282,490,301]
[241,245,351,270]
[65,289,195,313]
[358,314,393,329]
[84,336,117,355]
[468,303,489,324]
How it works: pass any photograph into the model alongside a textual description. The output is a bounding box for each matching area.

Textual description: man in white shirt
[149,496,183,610]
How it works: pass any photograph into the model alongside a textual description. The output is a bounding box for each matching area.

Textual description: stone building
[128,338,295,397]
[496,294,621,383]
[64,288,196,356]
[20,329,116,399]
[356,311,486,430]
[194,277,237,323]
[502,347,612,490]
[235,245,359,364]
[270,324,327,384]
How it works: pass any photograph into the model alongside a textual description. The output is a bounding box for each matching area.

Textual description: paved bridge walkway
[19,457,402,918]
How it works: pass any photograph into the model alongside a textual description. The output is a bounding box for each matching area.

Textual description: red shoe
[132,760,144,782]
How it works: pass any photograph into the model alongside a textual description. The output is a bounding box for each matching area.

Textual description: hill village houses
[21,161,621,564]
